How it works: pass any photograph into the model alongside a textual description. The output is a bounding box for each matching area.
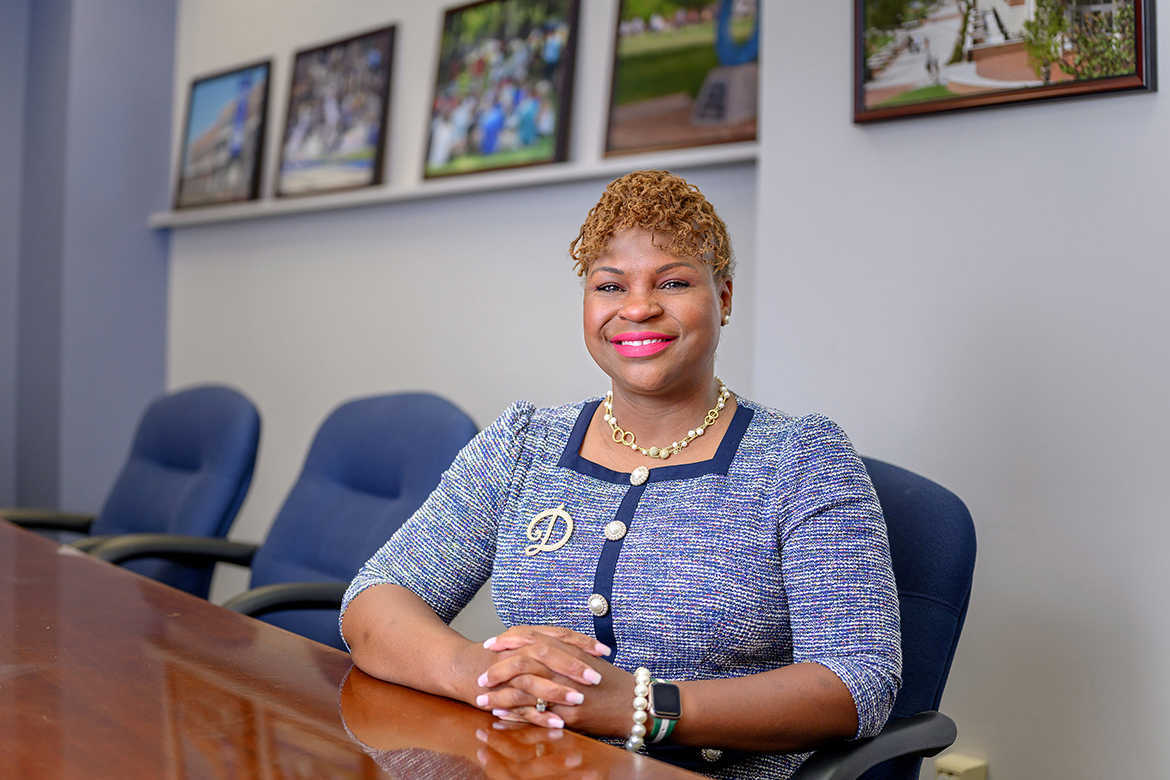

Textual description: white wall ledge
[148,142,758,229]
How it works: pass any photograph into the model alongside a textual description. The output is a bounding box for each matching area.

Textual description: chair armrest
[222,581,350,618]
[70,535,118,553]
[790,711,957,780]
[89,534,259,568]
[2,508,95,533]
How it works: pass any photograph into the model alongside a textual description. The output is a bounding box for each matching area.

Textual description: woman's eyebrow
[589,266,624,277]
[655,261,697,273]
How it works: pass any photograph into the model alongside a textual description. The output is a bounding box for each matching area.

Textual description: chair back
[92,386,261,597]
[859,458,976,780]
[248,393,478,650]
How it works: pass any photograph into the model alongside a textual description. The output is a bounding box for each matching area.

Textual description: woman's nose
[620,289,662,322]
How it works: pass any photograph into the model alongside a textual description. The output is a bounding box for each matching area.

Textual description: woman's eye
[661,280,690,289]
[595,283,622,293]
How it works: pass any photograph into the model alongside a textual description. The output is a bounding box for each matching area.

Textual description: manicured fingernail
[483,636,497,649]
[476,729,489,742]
[477,673,490,687]
[492,709,511,718]
[548,716,565,728]
[566,754,583,767]
[476,694,489,707]
[596,642,612,656]
[566,691,585,704]
[583,668,602,685]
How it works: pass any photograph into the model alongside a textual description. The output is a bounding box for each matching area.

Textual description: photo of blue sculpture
[606,0,758,156]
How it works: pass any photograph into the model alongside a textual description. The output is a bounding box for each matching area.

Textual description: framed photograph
[856,0,1156,122]
[605,0,759,157]
[276,26,396,197]
[423,0,580,178]
[174,60,271,209]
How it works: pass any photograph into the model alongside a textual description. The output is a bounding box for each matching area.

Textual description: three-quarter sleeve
[339,401,534,634]
[777,414,902,739]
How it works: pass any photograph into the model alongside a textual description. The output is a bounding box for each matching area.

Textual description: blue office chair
[4,386,260,598]
[792,457,976,780]
[91,393,479,651]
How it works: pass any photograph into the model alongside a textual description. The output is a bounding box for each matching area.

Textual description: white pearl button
[588,593,609,617]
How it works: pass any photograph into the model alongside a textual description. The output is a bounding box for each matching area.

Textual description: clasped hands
[468,625,633,738]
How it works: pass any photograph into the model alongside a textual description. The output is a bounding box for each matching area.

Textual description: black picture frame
[855,0,1156,123]
[422,0,580,179]
[174,59,272,209]
[275,25,396,198]
[604,0,759,157]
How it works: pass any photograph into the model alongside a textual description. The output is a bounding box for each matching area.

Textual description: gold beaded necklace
[603,378,731,460]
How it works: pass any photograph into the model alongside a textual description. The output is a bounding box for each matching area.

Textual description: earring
[722,313,731,326]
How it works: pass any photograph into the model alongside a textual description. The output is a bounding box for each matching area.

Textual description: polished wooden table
[0,521,702,779]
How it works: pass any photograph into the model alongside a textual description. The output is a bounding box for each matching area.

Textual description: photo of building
[862,0,1140,111]
[176,63,270,207]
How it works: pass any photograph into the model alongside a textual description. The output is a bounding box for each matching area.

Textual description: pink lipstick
[610,332,675,357]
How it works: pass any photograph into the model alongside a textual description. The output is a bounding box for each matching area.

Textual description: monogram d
[524,504,574,557]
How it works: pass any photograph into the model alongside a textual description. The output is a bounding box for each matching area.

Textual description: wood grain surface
[0,521,700,780]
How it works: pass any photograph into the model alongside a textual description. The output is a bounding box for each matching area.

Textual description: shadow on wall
[941,584,1161,777]
[881,294,1170,777]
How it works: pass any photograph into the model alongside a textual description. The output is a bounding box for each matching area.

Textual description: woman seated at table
[341,170,900,779]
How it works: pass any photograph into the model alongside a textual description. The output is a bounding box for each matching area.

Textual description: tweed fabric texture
[342,397,901,780]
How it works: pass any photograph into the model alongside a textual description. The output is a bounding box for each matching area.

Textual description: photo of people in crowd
[606,0,758,156]
[858,0,1152,121]
[277,27,395,196]
[424,0,578,178]
[175,61,271,208]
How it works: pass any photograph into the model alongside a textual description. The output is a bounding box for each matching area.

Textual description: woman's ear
[719,277,733,324]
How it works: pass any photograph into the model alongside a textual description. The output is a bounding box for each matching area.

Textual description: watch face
[649,682,681,719]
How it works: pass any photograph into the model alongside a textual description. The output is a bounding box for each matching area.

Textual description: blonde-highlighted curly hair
[570,170,733,278]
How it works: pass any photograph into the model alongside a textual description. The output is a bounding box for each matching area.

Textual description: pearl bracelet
[625,667,652,752]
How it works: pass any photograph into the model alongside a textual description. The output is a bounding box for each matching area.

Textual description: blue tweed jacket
[342,397,901,779]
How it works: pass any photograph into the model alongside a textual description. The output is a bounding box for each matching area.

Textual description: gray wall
[757,3,1170,778]
[11,0,174,511]
[0,0,30,507]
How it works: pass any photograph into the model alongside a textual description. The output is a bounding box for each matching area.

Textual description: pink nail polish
[566,691,585,704]
[477,673,489,687]
[476,695,489,707]
[583,668,602,685]
[597,643,612,656]
[483,636,497,649]
[492,709,511,718]
[548,716,565,729]
[476,730,489,742]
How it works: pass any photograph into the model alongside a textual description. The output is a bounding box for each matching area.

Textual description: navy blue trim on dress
[557,399,754,483]
[591,482,646,655]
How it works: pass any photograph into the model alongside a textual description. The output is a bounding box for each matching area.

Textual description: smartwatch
[648,681,682,720]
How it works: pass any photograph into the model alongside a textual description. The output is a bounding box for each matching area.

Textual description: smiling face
[583,227,732,400]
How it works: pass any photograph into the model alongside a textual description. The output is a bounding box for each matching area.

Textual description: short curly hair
[569,170,733,278]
